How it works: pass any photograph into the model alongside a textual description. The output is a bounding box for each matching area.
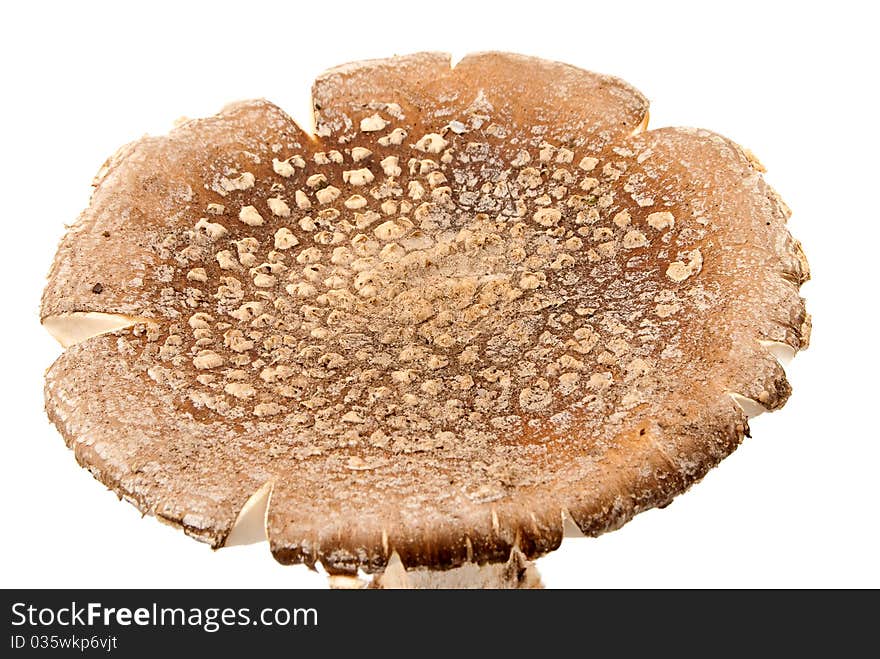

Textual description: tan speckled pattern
[42,52,808,574]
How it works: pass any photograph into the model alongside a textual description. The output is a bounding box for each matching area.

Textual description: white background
[1,0,877,589]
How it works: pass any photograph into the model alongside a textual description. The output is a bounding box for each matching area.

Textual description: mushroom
[41,52,809,588]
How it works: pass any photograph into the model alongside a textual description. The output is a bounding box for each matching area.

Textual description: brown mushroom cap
[42,52,809,574]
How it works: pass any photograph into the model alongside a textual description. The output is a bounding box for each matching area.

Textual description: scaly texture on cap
[42,52,809,574]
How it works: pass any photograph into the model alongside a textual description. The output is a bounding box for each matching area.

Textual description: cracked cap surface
[42,52,809,574]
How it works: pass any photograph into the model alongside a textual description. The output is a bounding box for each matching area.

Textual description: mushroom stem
[362,547,543,589]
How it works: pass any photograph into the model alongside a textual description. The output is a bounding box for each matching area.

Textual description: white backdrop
[2,0,877,588]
